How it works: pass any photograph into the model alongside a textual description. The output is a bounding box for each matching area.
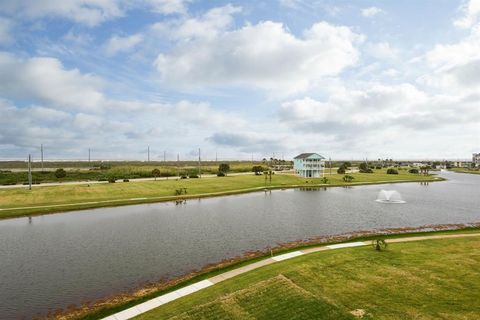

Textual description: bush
[218,163,230,175]
[54,168,66,178]
[343,175,354,182]
[252,165,264,174]
[386,168,398,174]
[320,177,329,184]
[189,174,199,178]
[123,179,130,182]
[375,166,382,170]
[108,177,116,183]
[337,167,346,174]
[408,168,419,174]
[217,172,226,177]
[180,175,188,179]
[372,238,387,251]
[151,168,160,176]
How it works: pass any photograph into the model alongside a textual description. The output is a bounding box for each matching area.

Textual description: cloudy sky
[0,0,479,161]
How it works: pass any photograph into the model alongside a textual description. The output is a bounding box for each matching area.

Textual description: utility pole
[40,144,44,172]
[147,146,150,162]
[329,157,332,175]
[176,153,179,177]
[163,150,166,162]
[198,148,201,177]
[88,148,91,163]
[28,154,32,190]
[215,151,218,162]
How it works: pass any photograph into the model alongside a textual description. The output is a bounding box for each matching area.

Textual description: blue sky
[0,0,479,160]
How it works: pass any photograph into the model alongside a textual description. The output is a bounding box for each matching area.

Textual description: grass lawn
[0,170,440,219]
[450,168,480,175]
[134,236,480,320]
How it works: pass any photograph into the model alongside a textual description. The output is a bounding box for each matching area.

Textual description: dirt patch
[350,309,366,318]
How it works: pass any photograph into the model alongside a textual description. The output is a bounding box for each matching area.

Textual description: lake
[0,171,479,319]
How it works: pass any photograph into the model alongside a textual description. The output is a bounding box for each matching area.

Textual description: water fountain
[375,190,406,203]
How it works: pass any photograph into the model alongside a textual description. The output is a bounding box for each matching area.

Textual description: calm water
[0,171,479,319]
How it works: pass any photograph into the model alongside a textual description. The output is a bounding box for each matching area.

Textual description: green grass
[134,236,480,320]
[0,162,268,185]
[450,168,480,174]
[0,170,441,219]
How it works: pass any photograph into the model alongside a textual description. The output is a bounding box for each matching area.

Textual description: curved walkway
[101,232,480,320]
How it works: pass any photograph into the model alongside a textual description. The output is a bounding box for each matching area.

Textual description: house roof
[294,153,325,160]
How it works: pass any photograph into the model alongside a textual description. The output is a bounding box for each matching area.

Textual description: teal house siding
[293,153,326,178]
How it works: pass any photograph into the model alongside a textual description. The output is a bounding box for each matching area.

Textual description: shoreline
[50,222,479,320]
[0,175,444,221]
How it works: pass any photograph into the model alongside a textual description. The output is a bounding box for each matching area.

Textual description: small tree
[55,168,66,178]
[252,165,264,175]
[408,168,419,174]
[152,168,161,181]
[343,175,354,182]
[218,163,230,175]
[372,238,387,251]
[386,168,398,175]
[320,177,329,184]
[337,166,346,174]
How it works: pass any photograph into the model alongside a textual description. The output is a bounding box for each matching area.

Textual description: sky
[0,0,479,161]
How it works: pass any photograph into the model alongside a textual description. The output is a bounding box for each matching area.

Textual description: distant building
[473,153,480,165]
[293,153,325,178]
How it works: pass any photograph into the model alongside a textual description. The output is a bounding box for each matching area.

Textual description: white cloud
[0,52,105,111]
[104,33,143,56]
[150,4,241,41]
[454,0,480,29]
[421,25,480,91]
[278,83,480,156]
[145,0,190,15]
[0,17,12,45]
[0,0,124,27]
[366,42,398,60]
[361,6,384,18]
[0,0,190,27]
[154,20,363,95]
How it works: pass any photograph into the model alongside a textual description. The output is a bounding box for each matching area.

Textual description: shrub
[337,167,345,174]
[175,188,187,195]
[408,168,419,174]
[151,168,160,180]
[375,166,382,170]
[372,238,387,251]
[387,168,398,174]
[252,165,264,174]
[343,175,354,182]
[108,177,116,183]
[217,172,226,177]
[190,174,199,178]
[218,163,230,175]
[180,175,188,179]
[123,179,130,182]
[54,168,66,178]
[320,177,329,184]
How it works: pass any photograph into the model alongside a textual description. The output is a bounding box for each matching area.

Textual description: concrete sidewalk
[101,232,480,320]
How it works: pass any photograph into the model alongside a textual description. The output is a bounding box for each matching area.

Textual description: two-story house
[293,153,326,178]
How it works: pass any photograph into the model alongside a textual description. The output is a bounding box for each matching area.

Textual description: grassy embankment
[77,228,480,320]
[450,168,480,175]
[134,235,480,320]
[0,170,441,219]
